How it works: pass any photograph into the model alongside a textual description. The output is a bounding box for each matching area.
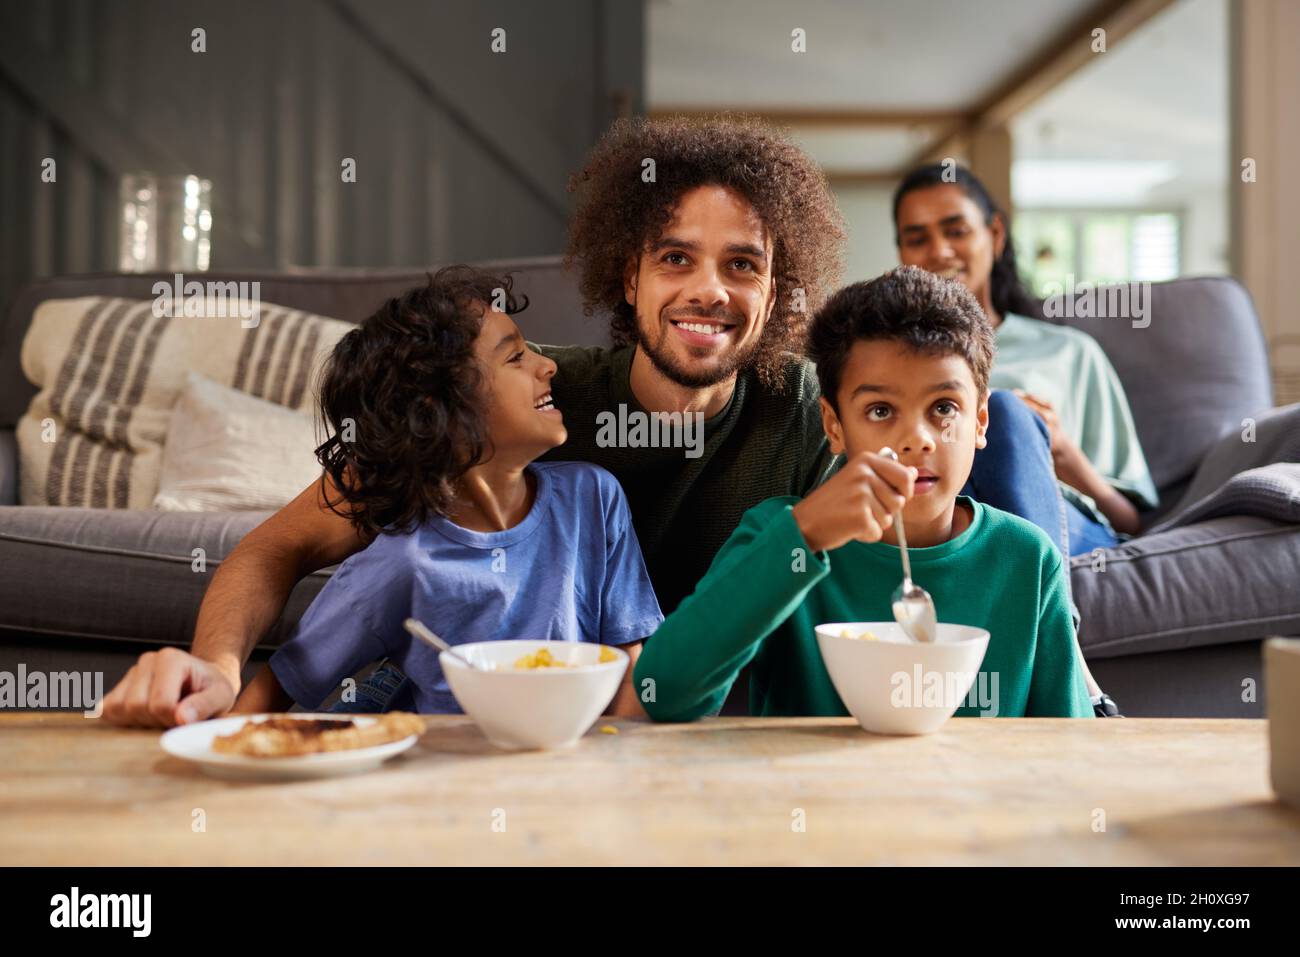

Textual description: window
[1014,210,1182,296]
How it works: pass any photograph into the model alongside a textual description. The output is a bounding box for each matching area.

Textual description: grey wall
[0,0,644,321]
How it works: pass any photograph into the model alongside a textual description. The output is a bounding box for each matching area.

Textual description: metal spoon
[403,618,493,671]
[877,448,938,644]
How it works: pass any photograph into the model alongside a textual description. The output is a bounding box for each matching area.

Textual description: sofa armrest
[0,428,16,505]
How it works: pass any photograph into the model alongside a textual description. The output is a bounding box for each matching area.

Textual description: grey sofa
[1,262,1294,716]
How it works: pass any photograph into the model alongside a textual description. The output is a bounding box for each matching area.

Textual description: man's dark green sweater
[537,344,837,614]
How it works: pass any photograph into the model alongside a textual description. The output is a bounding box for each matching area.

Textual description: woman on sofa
[892,163,1159,555]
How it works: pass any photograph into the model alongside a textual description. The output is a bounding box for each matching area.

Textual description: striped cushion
[16,296,353,508]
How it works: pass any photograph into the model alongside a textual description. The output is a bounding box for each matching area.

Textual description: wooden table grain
[1,713,1297,866]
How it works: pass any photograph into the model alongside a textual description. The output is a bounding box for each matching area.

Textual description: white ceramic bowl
[815,622,991,735]
[441,640,628,750]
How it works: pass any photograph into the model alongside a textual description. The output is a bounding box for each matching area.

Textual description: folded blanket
[1151,403,1300,532]
[1149,463,1300,531]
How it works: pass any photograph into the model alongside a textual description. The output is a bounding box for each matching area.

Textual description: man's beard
[637,308,761,389]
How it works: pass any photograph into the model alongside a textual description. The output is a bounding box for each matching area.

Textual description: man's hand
[102,474,369,729]
[101,647,239,728]
[792,451,916,554]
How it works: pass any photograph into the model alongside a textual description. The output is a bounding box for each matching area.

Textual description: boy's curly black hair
[808,265,995,412]
[314,265,527,538]
[565,115,845,390]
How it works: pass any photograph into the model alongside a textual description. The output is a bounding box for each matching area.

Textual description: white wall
[1177,185,1230,277]
[833,184,901,285]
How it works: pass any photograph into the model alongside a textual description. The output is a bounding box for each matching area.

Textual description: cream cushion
[18,295,352,508]
[153,372,325,511]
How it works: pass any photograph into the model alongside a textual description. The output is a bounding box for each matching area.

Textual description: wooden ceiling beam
[646,107,962,128]
[904,0,1177,171]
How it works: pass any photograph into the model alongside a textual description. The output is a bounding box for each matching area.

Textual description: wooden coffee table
[2,713,1297,865]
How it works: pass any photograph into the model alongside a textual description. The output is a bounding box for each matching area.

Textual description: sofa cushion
[154,373,323,511]
[0,258,607,429]
[0,505,332,650]
[1071,515,1300,659]
[1057,277,1273,495]
[17,295,351,509]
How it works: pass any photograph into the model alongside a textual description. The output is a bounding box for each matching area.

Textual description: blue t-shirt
[269,461,664,713]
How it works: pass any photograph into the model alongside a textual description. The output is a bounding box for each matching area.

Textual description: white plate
[160,713,421,780]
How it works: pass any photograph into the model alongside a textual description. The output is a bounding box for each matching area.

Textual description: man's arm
[192,475,369,691]
[606,641,645,718]
[101,474,369,727]
[230,663,296,714]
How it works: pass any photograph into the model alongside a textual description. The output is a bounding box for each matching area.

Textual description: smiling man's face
[623,184,776,388]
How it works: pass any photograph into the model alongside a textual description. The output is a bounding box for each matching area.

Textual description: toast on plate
[211,712,427,757]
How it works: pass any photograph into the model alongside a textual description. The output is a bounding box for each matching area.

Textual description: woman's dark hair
[891,163,1040,320]
[314,265,527,538]
[808,265,995,412]
[565,115,845,391]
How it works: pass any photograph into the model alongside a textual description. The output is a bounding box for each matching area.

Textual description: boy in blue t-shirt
[233,267,663,716]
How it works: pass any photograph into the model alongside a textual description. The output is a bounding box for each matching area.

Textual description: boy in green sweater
[634,265,1093,721]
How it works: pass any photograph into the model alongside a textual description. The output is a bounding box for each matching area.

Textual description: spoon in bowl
[877,448,938,644]
[403,618,493,671]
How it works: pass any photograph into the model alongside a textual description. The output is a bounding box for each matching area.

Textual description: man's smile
[668,317,738,347]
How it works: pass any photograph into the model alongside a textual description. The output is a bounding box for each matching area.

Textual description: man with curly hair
[535,115,850,619]
[563,115,845,392]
